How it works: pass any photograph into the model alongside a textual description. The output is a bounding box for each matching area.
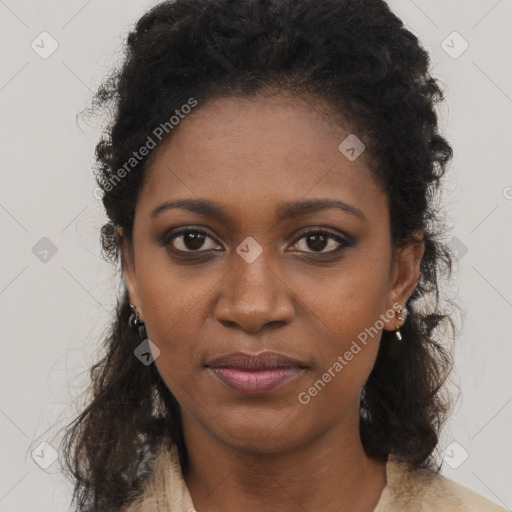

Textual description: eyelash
[163,227,350,257]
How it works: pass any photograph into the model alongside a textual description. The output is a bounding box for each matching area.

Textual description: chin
[220,429,304,455]
[209,408,313,455]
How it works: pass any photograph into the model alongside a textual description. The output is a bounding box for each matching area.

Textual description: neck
[182,405,387,512]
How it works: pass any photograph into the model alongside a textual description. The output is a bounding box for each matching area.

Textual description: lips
[206,351,306,395]
[207,351,306,371]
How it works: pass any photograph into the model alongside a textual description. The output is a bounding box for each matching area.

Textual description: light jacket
[122,440,507,511]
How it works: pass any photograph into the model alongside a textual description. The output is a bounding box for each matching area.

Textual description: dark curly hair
[59,0,456,510]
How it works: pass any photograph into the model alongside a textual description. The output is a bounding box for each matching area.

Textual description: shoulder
[121,440,195,512]
[375,454,508,512]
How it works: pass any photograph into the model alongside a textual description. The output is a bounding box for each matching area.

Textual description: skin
[119,91,425,512]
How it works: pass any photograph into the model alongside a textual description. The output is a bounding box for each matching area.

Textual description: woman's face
[121,93,423,454]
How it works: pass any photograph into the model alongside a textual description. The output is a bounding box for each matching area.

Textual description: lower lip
[209,367,303,394]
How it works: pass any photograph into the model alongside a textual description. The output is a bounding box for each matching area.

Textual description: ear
[383,231,425,332]
[117,227,144,322]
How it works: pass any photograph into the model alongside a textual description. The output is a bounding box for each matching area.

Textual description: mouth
[205,351,307,395]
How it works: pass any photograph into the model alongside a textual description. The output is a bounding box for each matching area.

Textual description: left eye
[290,231,346,253]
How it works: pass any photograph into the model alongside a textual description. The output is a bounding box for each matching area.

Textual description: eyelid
[292,227,347,242]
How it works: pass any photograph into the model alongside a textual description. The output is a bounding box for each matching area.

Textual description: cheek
[135,250,216,346]
[298,256,391,392]
[306,253,390,336]
[134,267,211,397]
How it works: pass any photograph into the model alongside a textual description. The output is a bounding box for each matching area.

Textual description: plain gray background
[1,0,511,510]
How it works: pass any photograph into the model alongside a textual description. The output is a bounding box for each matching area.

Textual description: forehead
[137,93,387,225]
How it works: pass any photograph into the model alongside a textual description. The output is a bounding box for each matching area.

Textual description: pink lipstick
[206,351,305,395]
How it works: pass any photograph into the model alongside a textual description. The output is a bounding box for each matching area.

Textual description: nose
[214,253,295,334]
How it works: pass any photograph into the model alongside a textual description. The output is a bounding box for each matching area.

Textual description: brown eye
[169,230,221,252]
[290,230,347,254]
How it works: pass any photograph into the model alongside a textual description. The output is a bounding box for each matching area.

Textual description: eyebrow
[150,198,366,222]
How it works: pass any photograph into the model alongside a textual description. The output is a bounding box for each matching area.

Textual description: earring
[129,304,147,340]
[129,304,141,328]
[395,306,404,341]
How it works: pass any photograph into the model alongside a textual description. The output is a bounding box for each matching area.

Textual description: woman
[60,0,507,510]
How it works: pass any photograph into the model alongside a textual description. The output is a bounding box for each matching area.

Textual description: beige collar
[123,440,507,511]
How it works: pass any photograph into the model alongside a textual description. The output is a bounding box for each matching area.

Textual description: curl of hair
[60,0,455,510]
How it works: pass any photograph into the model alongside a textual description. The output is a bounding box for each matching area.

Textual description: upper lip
[206,351,307,371]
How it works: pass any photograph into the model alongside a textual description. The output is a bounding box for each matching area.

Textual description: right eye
[167,229,222,253]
